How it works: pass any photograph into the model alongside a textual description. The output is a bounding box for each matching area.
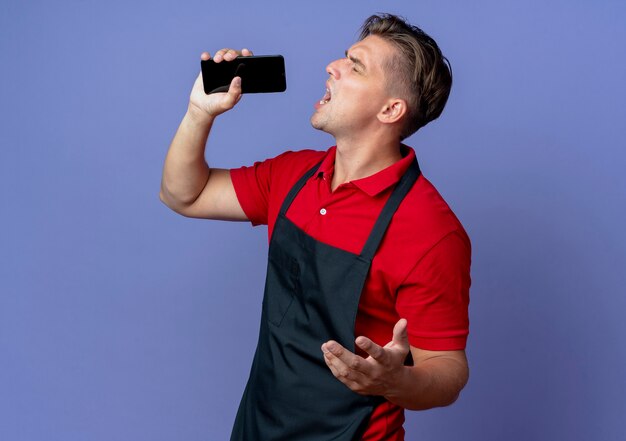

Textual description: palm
[188,48,252,118]
[189,70,238,117]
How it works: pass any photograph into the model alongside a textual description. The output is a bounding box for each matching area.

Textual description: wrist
[383,365,421,405]
[186,103,216,126]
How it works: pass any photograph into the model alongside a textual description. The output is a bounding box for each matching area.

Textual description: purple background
[2,1,625,440]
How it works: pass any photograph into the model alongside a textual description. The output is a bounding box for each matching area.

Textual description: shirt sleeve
[230,151,297,226]
[230,149,325,227]
[396,231,471,351]
[229,152,289,226]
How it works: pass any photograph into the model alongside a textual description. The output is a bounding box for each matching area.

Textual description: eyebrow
[345,49,366,71]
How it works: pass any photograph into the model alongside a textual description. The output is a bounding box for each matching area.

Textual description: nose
[326,58,343,79]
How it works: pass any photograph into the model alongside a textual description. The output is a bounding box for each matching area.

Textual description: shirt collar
[315,145,416,197]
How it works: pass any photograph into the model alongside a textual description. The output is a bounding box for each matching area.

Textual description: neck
[331,135,403,192]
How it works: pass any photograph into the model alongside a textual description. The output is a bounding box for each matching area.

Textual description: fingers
[211,48,254,63]
[391,318,409,350]
[321,341,370,392]
[322,341,369,374]
[355,336,387,362]
[355,319,409,362]
[321,323,411,396]
[214,49,237,62]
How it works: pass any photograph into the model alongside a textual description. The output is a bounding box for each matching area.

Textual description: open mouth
[319,87,331,105]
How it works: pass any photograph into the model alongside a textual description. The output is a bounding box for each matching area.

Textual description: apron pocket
[263,253,300,327]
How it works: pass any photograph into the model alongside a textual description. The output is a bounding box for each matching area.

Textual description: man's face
[310,35,398,138]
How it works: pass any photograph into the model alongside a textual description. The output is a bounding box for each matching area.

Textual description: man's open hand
[321,318,410,396]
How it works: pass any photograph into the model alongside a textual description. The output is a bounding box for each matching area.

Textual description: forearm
[384,355,469,411]
[160,105,216,209]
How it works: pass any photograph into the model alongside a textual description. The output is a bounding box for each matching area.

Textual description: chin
[310,112,337,137]
[310,115,324,131]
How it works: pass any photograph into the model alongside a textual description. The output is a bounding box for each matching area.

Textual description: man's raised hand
[188,48,254,121]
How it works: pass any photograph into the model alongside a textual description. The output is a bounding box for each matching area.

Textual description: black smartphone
[201,55,287,94]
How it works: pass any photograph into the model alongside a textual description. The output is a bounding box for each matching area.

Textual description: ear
[377,98,407,125]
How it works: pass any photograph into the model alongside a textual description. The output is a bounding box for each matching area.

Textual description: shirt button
[320,208,327,215]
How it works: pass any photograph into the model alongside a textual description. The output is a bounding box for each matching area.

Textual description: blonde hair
[360,14,453,139]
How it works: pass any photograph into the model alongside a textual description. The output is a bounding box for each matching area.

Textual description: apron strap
[279,160,324,216]
[360,157,421,260]
[277,156,421,260]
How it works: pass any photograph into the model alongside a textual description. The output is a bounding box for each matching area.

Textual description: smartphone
[201,55,287,94]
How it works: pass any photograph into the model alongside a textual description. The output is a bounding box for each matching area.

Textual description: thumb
[216,76,242,111]
[391,318,409,350]
[227,76,242,100]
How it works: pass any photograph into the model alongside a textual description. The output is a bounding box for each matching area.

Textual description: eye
[344,50,361,73]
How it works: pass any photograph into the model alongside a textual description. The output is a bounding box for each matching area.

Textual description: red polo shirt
[230,145,471,440]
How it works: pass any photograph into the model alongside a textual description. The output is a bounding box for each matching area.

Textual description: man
[160,13,470,441]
